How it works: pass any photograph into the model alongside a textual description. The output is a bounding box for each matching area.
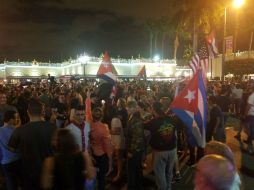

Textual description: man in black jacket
[144,101,177,190]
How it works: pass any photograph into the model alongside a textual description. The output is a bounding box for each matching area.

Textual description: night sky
[0,0,253,62]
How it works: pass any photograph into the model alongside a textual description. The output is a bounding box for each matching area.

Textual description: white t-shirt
[111,117,125,150]
[232,88,243,99]
[247,93,254,116]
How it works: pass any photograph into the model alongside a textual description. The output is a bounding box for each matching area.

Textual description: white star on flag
[184,90,196,103]
[103,61,109,68]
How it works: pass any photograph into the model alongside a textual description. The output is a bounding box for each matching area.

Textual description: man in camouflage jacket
[126,100,145,190]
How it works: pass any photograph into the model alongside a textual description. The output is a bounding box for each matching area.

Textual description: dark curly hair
[54,129,78,155]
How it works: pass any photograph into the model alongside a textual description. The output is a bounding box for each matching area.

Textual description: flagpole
[210,57,213,80]
[248,31,253,59]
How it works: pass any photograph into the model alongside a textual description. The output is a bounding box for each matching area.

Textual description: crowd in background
[0,77,253,190]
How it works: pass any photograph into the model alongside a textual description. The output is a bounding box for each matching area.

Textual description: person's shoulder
[9,125,23,136]
[66,123,74,129]
[164,116,176,123]
[46,122,57,130]
[0,127,8,137]
[101,122,109,130]
[249,92,254,97]
[0,126,5,132]
[112,117,121,123]
[29,121,57,130]
[247,93,254,101]
[4,104,17,112]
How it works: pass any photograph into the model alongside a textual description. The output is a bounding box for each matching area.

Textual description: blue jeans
[153,148,176,190]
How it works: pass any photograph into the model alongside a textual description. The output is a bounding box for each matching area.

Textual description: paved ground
[107,117,254,190]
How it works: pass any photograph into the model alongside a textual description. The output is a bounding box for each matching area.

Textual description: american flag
[189,41,209,75]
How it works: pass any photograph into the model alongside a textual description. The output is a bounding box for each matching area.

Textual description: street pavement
[107,116,254,190]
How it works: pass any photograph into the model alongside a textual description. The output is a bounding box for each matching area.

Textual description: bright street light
[233,0,245,8]
[221,0,245,80]
[153,54,160,62]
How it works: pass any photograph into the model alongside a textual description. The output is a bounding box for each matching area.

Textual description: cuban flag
[97,52,117,85]
[137,65,147,80]
[171,69,207,148]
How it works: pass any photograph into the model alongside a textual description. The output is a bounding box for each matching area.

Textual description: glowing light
[175,72,181,77]
[163,70,172,76]
[207,72,212,78]
[153,55,160,62]
[184,71,190,77]
[233,0,245,8]
[78,54,90,63]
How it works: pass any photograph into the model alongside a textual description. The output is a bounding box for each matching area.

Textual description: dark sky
[0,0,253,62]
[0,0,175,62]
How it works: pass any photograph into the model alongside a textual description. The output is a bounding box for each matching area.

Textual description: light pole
[222,7,227,81]
[221,0,245,80]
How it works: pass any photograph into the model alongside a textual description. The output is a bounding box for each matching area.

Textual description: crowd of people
[0,77,252,190]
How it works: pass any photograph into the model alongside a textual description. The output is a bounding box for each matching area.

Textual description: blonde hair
[205,141,235,168]
[117,98,126,109]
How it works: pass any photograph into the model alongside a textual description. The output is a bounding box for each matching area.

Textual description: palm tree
[171,0,224,51]
[144,18,157,59]
[158,17,171,59]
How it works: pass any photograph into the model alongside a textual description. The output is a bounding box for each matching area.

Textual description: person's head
[159,97,170,113]
[126,100,138,116]
[27,98,45,118]
[0,90,7,105]
[205,141,236,169]
[137,101,146,113]
[208,96,217,105]
[152,101,165,116]
[58,93,66,103]
[220,87,228,95]
[3,110,18,126]
[195,154,235,190]
[74,105,85,124]
[92,107,103,122]
[117,98,126,110]
[53,129,78,155]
